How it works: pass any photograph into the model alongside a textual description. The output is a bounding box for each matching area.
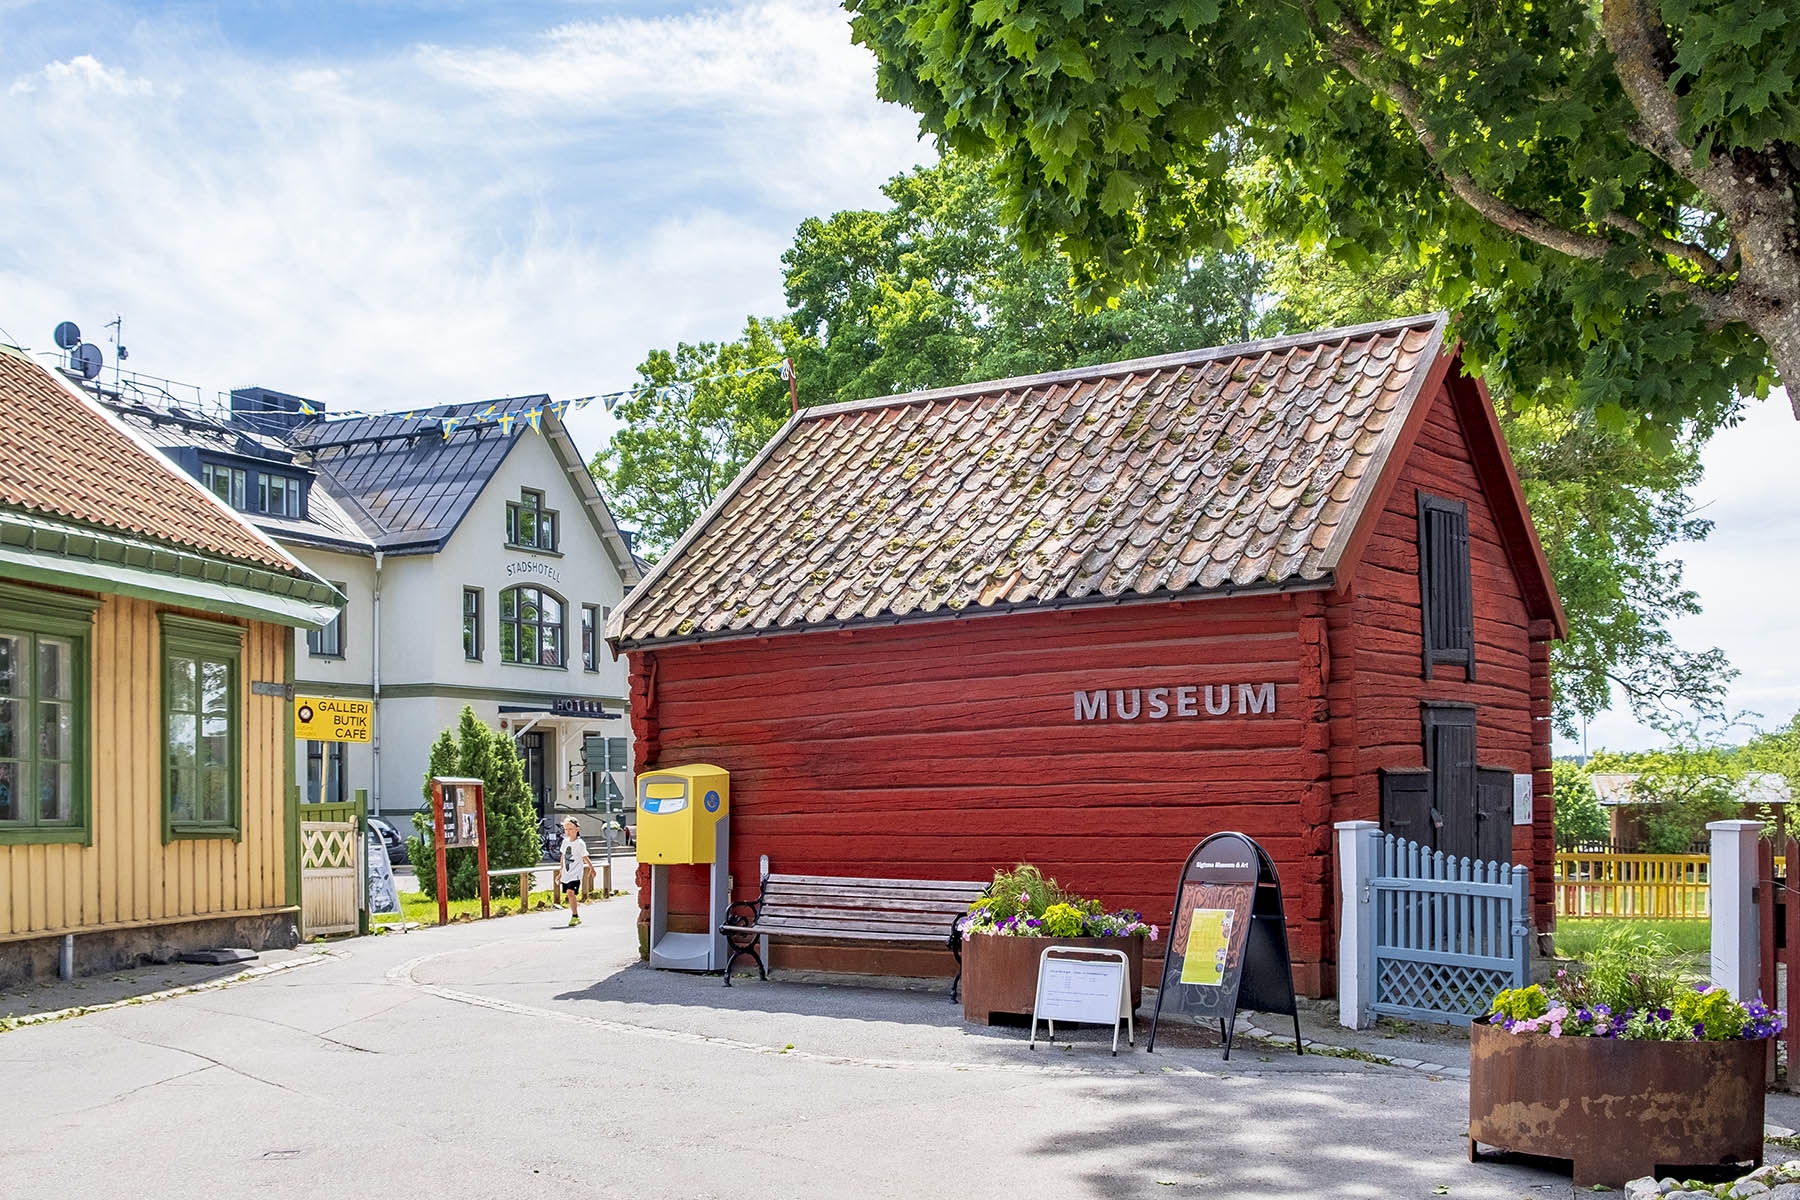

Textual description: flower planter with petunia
[1469,940,1784,1188]
[956,865,1157,1025]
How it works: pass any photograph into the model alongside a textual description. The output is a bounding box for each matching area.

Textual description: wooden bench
[721,860,989,998]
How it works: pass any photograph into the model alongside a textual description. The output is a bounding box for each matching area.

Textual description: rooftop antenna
[52,319,105,382]
[104,314,127,389]
[72,342,103,381]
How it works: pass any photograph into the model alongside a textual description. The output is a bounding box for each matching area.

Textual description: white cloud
[0,1,925,439]
[9,52,156,96]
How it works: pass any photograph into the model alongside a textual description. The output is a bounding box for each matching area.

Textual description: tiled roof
[0,346,312,576]
[290,397,545,553]
[612,314,1450,647]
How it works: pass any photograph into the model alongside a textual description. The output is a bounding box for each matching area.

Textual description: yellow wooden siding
[0,594,292,940]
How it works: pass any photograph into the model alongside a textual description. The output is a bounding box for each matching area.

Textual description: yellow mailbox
[636,764,728,865]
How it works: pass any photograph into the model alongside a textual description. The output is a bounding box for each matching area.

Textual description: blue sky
[2,1,1796,754]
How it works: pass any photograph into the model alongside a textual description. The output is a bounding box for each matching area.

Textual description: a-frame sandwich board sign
[1146,831,1301,1060]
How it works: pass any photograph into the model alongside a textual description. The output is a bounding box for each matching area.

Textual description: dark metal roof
[101,400,375,549]
[289,396,547,553]
[611,314,1452,648]
[98,389,640,579]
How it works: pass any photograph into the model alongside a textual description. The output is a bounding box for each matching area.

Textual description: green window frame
[581,603,600,671]
[0,582,98,845]
[161,613,244,841]
[307,581,346,658]
[505,488,560,553]
[463,587,482,661]
[499,585,565,667]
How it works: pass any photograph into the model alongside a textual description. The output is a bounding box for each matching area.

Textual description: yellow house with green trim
[0,343,341,985]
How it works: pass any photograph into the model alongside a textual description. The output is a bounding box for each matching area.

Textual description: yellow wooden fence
[1554,852,1711,919]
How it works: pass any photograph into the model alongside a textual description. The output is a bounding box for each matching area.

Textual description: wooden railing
[1554,852,1711,919]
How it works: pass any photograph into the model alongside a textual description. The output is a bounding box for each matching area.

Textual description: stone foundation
[0,910,301,989]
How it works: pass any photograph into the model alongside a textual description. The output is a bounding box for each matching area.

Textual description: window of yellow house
[161,614,243,841]
[0,583,97,845]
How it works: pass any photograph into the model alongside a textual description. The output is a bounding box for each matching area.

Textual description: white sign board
[1038,957,1127,1024]
[1030,946,1135,1055]
[1513,773,1534,826]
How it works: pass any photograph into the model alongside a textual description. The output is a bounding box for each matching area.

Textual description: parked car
[368,817,409,866]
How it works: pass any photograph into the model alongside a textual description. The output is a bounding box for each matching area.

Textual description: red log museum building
[608,314,1565,995]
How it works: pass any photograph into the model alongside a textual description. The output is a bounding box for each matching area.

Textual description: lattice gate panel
[1369,835,1529,1026]
[301,819,359,936]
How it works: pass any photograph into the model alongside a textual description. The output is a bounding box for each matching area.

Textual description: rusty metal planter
[960,933,1144,1025]
[1469,1016,1767,1187]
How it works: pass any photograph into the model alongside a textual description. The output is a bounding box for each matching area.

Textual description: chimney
[230,387,322,435]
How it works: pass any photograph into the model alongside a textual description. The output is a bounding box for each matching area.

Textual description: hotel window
[463,588,482,661]
[305,740,346,804]
[0,584,96,844]
[581,604,600,671]
[201,462,247,510]
[499,586,564,667]
[505,489,559,553]
[161,614,242,840]
[258,473,301,517]
[307,583,345,658]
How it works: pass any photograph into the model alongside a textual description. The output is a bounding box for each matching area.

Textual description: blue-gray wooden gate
[1369,835,1529,1025]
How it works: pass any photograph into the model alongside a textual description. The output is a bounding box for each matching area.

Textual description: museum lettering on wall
[1072,683,1277,722]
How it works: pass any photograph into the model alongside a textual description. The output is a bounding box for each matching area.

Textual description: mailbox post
[430,776,490,925]
[638,764,729,971]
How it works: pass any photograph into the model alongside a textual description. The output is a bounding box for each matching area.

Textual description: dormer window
[506,489,559,553]
[258,473,301,517]
[201,463,246,510]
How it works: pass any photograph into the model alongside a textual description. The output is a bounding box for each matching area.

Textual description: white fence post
[1336,821,1380,1029]
[1708,819,1762,1001]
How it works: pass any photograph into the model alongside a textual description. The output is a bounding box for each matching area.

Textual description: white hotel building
[104,386,643,824]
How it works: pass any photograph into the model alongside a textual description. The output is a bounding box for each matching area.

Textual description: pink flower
[1149,925,1160,941]
[1549,1022,1563,1038]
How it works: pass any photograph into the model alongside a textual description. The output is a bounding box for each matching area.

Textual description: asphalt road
[0,888,1701,1200]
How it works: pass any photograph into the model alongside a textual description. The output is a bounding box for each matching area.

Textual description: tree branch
[1602,212,1723,276]
[1322,40,1618,261]
[1600,0,1724,193]
[1314,7,1750,317]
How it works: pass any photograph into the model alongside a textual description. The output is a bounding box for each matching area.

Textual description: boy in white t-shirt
[559,817,594,927]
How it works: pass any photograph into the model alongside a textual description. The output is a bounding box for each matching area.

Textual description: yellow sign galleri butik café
[294,696,373,742]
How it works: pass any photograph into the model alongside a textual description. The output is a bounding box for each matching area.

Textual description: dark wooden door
[1475,767,1513,864]
[1379,768,1436,850]
[1425,705,1478,860]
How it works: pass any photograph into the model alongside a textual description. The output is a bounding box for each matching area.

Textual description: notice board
[1036,954,1129,1025]
[1148,831,1300,1059]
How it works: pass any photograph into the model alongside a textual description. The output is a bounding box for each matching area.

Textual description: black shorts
[561,877,582,895]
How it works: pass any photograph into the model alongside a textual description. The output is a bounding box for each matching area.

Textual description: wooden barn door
[1424,704,1477,860]
[1380,768,1436,850]
[1474,768,1514,864]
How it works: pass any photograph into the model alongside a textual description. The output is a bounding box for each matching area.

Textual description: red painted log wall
[632,595,1334,988]
[1327,372,1553,924]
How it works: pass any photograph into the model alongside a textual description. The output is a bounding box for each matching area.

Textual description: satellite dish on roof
[53,321,81,350]
[73,342,103,380]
